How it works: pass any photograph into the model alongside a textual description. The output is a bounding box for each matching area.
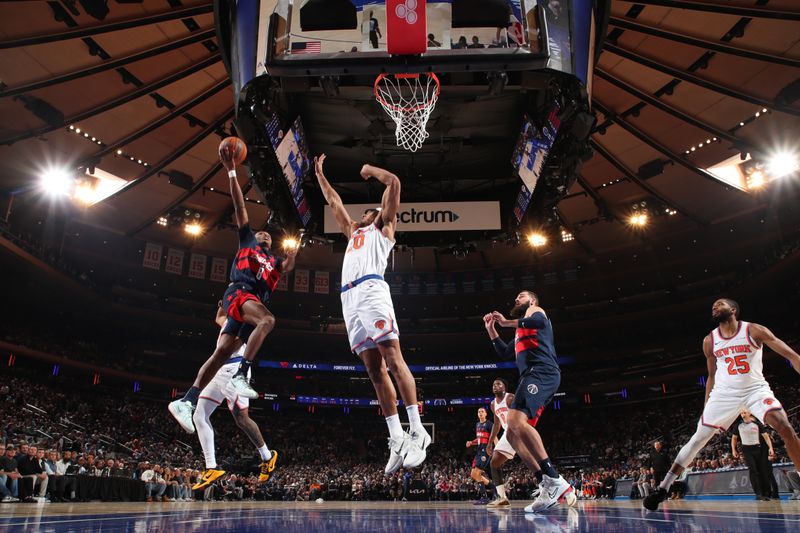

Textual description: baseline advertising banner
[165,248,184,275]
[210,257,228,283]
[324,202,500,233]
[188,253,207,280]
[142,243,162,270]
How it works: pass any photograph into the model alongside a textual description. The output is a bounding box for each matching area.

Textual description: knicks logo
[375,320,387,330]
[395,0,418,25]
[527,384,539,395]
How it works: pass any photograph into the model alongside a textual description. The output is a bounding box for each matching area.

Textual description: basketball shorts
[223,282,270,323]
[472,447,490,471]
[341,278,399,354]
[221,317,254,342]
[493,432,516,459]
[199,361,250,411]
[700,384,783,431]
[511,368,561,423]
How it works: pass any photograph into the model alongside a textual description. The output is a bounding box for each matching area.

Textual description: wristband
[228,170,237,179]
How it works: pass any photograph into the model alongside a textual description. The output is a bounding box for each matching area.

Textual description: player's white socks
[496,484,507,500]
[659,471,678,491]
[258,444,272,462]
[386,414,404,440]
[406,404,424,433]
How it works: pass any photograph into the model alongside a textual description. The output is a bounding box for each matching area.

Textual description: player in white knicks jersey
[644,298,800,511]
[314,154,431,474]
[486,378,516,508]
[191,303,278,490]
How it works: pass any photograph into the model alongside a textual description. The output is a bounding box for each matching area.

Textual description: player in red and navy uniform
[168,143,297,433]
[466,408,494,505]
[486,290,576,513]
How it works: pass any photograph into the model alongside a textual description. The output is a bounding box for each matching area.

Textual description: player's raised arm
[222,145,248,229]
[749,323,800,375]
[314,154,355,237]
[279,244,298,274]
[702,334,716,405]
[360,164,400,234]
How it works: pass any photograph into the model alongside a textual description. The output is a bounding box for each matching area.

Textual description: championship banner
[314,270,330,294]
[210,257,228,283]
[165,248,184,275]
[294,268,310,293]
[188,253,207,280]
[324,202,501,233]
[276,273,288,291]
[142,242,162,270]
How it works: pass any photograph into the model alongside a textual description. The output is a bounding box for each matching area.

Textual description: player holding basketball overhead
[485,378,516,508]
[466,407,494,505]
[168,139,297,432]
[486,291,576,513]
[313,154,431,473]
[644,298,800,511]
[191,303,279,490]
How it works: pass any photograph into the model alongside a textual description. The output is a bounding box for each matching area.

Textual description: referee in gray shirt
[731,408,775,501]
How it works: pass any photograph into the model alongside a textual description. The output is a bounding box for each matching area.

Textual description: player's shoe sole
[258,451,279,483]
[168,400,196,434]
[192,468,225,490]
[643,487,667,511]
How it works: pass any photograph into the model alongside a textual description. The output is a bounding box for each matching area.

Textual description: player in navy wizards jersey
[168,143,297,434]
[485,290,576,513]
[466,407,494,505]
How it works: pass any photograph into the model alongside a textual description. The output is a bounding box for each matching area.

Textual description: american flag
[291,41,321,54]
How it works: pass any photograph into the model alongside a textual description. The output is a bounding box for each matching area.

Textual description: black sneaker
[643,488,667,511]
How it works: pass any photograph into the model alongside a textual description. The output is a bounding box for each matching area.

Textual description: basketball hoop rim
[374,72,441,114]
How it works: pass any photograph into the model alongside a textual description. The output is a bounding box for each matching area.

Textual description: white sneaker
[2,495,19,503]
[486,497,511,508]
[402,427,431,469]
[168,399,196,434]
[230,374,259,399]
[524,475,574,513]
[385,433,411,474]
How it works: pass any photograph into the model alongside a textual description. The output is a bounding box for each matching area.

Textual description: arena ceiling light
[628,213,648,227]
[527,232,547,247]
[766,151,799,179]
[39,167,73,197]
[184,223,203,236]
[282,237,300,251]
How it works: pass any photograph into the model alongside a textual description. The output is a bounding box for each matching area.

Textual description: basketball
[218,136,247,165]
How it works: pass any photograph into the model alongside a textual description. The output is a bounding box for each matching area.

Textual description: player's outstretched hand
[360,164,373,180]
[466,440,472,448]
[220,144,236,171]
[491,311,510,326]
[314,154,326,178]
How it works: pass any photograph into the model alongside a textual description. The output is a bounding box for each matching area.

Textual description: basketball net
[374,73,440,152]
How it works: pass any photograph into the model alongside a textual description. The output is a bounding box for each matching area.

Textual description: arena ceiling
[0,0,798,267]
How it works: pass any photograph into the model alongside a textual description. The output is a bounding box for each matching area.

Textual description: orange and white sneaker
[192,468,225,490]
[258,451,279,483]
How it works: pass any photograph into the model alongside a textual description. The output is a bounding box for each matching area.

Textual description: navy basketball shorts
[472,447,490,471]
[511,369,561,426]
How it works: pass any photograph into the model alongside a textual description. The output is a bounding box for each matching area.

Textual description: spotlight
[75,128,81,134]
[157,216,168,227]
[766,152,799,178]
[39,168,73,197]
[73,184,97,205]
[628,213,648,227]
[282,237,300,250]
[527,232,547,247]
[560,228,574,243]
[184,223,203,236]
[116,150,123,155]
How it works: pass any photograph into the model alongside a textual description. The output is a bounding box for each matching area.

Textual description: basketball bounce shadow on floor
[1,501,799,532]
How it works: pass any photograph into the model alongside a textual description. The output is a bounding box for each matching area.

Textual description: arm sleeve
[492,338,511,359]
[518,311,547,329]
[238,224,256,248]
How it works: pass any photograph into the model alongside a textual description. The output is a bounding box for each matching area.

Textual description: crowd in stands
[2,365,799,504]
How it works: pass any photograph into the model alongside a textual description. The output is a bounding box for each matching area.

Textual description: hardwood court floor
[2,498,800,532]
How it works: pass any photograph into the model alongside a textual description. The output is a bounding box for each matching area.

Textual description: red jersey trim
[716,321,742,340]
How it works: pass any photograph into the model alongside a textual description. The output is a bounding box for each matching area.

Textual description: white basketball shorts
[198,361,249,411]
[341,278,399,355]
[700,383,783,431]
[493,432,516,459]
